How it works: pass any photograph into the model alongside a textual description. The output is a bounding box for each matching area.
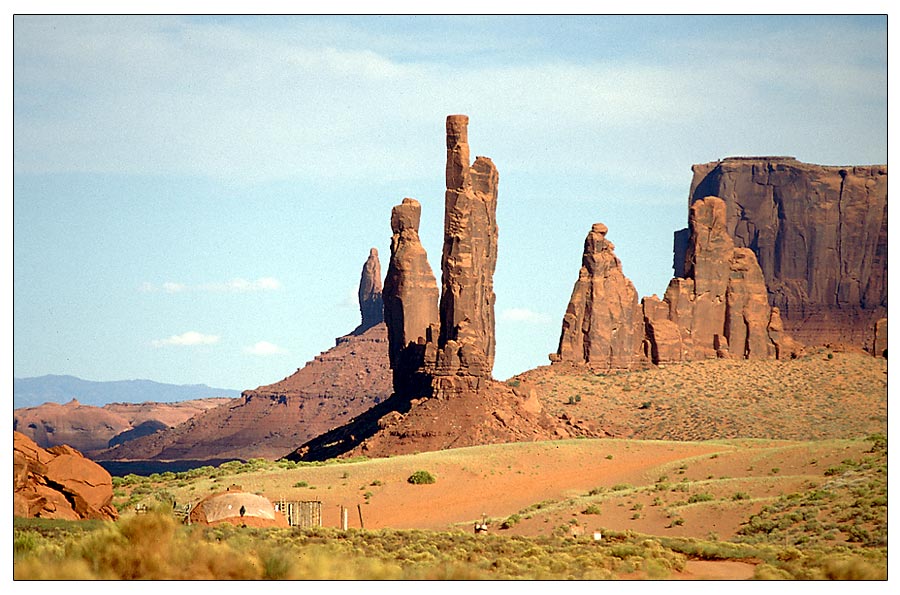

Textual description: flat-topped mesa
[353,247,384,334]
[685,157,887,347]
[644,196,802,363]
[383,198,440,397]
[552,223,646,371]
[424,115,499,396]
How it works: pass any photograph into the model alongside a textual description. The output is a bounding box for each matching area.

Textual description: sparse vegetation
[407,470,436,485]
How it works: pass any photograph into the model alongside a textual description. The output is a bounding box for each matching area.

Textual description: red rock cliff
[687,157,887,348]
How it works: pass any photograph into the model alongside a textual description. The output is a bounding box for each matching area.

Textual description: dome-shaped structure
[188,488,287,527]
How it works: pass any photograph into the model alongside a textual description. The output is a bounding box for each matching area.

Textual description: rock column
[355,248,384,334]
[383,198,441,396]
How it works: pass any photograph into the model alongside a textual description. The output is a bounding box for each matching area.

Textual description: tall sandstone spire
[426,115,499,397]
[383,115,500,399]
[354,247,384,334]
[553,223,645,370]
[383,198,440,396]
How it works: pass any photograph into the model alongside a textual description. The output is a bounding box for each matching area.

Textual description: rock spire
[553,223,645,370]
[355,247,384,334]
[383,198,440,396]
[383,115,500,399]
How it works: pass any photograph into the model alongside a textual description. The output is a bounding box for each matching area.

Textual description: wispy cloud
[151,331,220,347]
[140,277,282,293]
[243,341,287,356]
[15,16,886,187]
[499,307,553,324]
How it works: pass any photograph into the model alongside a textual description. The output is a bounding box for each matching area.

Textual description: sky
[11,13,888,391]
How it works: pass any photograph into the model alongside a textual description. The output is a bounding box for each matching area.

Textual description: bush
[582,504,601,515]
[407,470,436,485]
[687,493,714,504]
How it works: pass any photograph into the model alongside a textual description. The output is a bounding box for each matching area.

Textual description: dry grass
[517,349,886,441]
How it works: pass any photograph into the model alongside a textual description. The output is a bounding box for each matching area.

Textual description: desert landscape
[12,14,887,583]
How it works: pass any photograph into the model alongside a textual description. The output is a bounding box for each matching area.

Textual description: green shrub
[582,504,601,515]
[687,493,714,504]
[407,470,436,485]
[293,481,309,488]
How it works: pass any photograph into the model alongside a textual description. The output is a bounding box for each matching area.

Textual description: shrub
[732,492,750,501]
[407,471,436,485]
[687,493,714,504]
[582,505,601,515]
[293,481,309,488]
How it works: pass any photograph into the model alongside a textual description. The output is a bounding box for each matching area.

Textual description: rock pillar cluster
[643,196,802,363]
[354,247,384,334]
[384,115,499,398]
[552,223,645,370]
[687,157,887,347]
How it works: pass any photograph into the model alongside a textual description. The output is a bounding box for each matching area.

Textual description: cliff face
[687,157,887,347]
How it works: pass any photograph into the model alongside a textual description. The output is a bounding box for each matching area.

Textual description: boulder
[872,318,887,358]
[14,431,118,520]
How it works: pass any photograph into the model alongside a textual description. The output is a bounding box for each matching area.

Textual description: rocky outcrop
[97,250,393,463]
[14,431,118,520]
[383,198,440,396]
[643,196,802,363]
[354,248,384,334]
[552,223,646,370]
[688,157,887,347]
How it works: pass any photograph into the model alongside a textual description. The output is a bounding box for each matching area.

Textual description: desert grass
[518,350,886,442]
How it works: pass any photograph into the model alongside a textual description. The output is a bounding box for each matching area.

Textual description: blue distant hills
[13,375,242,409]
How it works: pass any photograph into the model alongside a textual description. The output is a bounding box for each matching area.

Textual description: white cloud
[499,308,553,324]
[151,331,220,347]
[243,341,287,356]
[162,281,187,293]
[140,277,282,293]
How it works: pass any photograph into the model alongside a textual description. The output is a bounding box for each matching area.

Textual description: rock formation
[383,115,500,399]
[687,157,887,347]
[644,196,802,363]
[354,247,384,334]
[14,431,118,520]
[383,198,440,396]
[96,249,393,464]
[552,223,646,370]
[424,114,500,397]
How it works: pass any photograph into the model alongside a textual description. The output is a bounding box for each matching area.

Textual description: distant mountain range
[13,375,242,409]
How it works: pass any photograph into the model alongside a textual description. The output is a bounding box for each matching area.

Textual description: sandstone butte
[94,249,393,462]
[14,430,118,521]
[686,157,887,349]
[288,115,579,462]
[552,197,803,371]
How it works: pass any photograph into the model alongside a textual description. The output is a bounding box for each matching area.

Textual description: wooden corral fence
[278,498,322,528]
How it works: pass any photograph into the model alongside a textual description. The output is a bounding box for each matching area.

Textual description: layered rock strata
[552,223,646,370]
[643,196,802,363]
[383,198,440,396]
[687,157,887,347]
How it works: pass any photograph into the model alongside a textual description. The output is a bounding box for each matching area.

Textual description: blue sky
[12,14,888,390]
